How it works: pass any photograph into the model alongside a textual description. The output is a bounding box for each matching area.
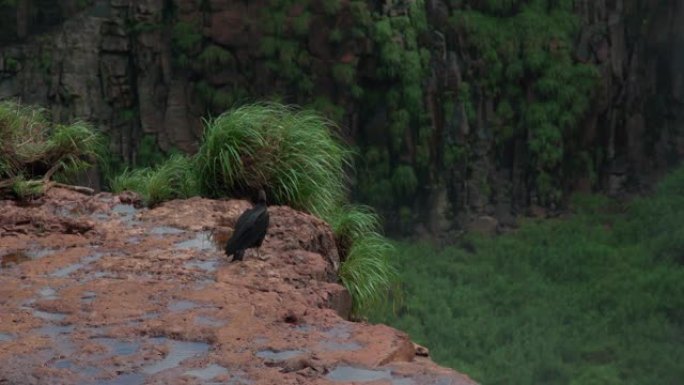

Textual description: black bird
[225,189,269,262]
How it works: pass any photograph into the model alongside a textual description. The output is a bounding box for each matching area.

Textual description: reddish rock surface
[0,189,477,385]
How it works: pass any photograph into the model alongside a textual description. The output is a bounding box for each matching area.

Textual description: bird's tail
[231,249,245,262]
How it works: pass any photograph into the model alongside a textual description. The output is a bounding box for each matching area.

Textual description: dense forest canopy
[372,166,684,385]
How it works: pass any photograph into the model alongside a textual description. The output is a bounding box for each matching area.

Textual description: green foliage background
[451,0,599,203]
[371,166,684,385]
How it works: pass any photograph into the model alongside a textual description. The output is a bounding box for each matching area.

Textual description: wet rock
[0,188,478,385]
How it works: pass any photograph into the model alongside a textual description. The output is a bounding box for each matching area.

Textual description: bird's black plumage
[225,190,269,262]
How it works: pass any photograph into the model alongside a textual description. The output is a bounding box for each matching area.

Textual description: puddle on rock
[25,247,59,260]
[81,291,97,303]
[112,204,137,216]
[39,286,58,300]
[0,333,14,341]
[97,372,146,385]
[92,212,110,221]
[36,324,74,337]
[51,263,85,278]
[150,226,185,235]
[319,324,361,351]
[93,338,140,356]
[323,325,352,339]
[326,366,415,385]
[81,366,102,377]
[185,260,218,272]
[175,232,216,251]
[91,271,109,279]
[327,366,392,382]
[50,252,104,278]
[32,309,67,322]
[53,359,74,369]
[142,339,210,375]
[194,315,226,327]
[320,341,362,351]
[111,204,141,227]
[168,300,200,313]
[141,311,160,320]
[256,349,305,361]
[392,378,415,385]
[294,324,313,333]
[184,364,230,380]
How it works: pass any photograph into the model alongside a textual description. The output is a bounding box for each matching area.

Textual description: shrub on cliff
[0,100,103,198]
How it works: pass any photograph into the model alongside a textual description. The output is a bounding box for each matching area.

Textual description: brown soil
[0,188,478,385]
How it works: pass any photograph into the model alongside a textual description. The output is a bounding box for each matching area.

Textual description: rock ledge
[0,188,477,385]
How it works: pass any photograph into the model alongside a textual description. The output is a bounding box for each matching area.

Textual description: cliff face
[0,0,682,235]
[0,188,476,384]
[424,0,684,234]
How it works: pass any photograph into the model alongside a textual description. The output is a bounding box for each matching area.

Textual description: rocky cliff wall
[0,0,682,237]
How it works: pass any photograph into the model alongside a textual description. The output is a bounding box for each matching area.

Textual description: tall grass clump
[327,204,382,253]
[327,204,397,314]
[195,103,351,217]
[111,154,199,206]
[0,100,103,197]
[339,233,396,314]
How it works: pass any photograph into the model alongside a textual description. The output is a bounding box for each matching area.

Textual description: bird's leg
[257,248,261,259]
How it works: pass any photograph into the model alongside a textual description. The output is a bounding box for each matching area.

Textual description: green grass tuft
[48,121,106,179]
[328,204,381,238]
[112,154,199,206]
[339,233,396,314]
[12,175,45,199]
[325,204,396,315]
[195,103,352,217]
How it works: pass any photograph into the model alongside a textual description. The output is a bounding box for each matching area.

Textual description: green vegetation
[112,154,198,206]
[451,0,599,204]
[357,1,432,210]
[111,103,395,314]
[196,103,351,217]
[0,100,103,198]
[328,204,396,313]
[172,21,202,53]
[198,45,234,68]
[372,167,684,385]
[340,233,395,314]
[327,204,381,254]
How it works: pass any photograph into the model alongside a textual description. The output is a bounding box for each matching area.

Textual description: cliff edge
[0,188,477,385]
